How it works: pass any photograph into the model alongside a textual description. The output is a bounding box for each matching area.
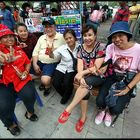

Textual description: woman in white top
[49,28,80,104]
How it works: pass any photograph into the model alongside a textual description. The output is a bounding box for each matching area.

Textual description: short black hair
[22,2,31,10]
[15,22,28,32]
[63,28,77,41]
[82,23,97,36]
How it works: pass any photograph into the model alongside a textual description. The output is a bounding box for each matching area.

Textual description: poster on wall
[25,14,82,42]
[25,17,44,33]
[25,13,44,33]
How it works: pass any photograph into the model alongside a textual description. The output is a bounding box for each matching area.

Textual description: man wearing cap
[32,17,66,96]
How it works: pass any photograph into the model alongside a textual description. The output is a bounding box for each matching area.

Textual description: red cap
[0,24,16,38]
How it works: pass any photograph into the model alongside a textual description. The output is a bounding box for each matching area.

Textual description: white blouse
[53,42,80,74]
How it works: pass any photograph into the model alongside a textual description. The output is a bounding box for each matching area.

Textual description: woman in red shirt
[0,24,38,136]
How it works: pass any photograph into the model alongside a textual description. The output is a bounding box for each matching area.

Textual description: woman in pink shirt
[94,21,140,127]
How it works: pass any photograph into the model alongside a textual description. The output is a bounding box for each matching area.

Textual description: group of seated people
[0,16,140,136]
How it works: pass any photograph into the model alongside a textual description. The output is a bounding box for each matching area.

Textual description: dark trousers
[96,75,132,115]
[52,70,76,102]
[83,75,105,100]
[0,81,36,127]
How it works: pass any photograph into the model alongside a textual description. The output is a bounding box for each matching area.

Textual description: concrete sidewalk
[0,81,126,138]
[1,79,139,138]
[0,19,140,138]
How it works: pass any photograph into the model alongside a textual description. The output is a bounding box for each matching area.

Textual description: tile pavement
[1,79,139,138]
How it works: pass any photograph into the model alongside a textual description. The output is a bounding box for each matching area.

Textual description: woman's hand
[74,72,84,83]
[0,51,20,64]
[113,87,130,96]
[16,70,28,80]
[20,71,28,80]
[19,42,27,48]
[80,78,89,88]
[0,51,9,63]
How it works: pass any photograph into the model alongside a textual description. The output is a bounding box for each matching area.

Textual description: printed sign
[41,14,82,40]
[25,14,82,41]
[25,17,44,33]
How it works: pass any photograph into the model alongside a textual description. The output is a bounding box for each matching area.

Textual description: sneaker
[43,87,51,96]
[95,110,105,125]
[104,112,112,127]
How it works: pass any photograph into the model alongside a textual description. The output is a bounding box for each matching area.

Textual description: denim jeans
[96,74,133,115]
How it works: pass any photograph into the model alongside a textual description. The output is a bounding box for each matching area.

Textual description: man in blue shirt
[0,1,15,31]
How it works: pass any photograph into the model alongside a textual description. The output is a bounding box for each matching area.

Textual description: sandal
[58,110,71,124]
[25,112,38,121]
[75,118,87,133]
[7,125,21,136]
[39,84,45,91]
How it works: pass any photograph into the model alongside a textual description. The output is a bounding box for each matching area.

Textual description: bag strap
[67,49,75,60]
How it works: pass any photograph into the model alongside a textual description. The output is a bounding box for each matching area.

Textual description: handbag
[67,49,77,71]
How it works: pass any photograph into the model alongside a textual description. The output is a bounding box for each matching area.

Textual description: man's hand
[33,63,42,74]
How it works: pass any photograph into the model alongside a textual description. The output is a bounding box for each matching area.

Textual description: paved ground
[0,19,140,138]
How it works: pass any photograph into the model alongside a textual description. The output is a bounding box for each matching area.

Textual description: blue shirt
[0,9,15,30]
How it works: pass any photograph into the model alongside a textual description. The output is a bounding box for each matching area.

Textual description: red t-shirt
[0,45,32,92]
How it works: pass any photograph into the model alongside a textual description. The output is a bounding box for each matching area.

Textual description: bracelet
[126,85,131,90]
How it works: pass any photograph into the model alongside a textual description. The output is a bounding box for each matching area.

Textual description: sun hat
[108,21,132,41]
[42,17,56,26]
[0,24,16,38]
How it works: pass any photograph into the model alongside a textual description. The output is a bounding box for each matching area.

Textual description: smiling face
[83,28,96,47]
[16,25,28,41]
[111,32,129,49]
[0,34,15,47]
[64,32,76,48]
[44,24,56,37]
